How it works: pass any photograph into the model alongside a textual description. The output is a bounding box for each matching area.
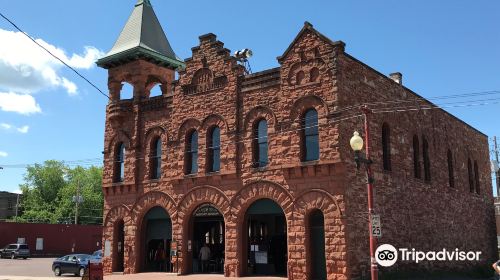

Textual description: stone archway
[177,186,231,275]
[174,186,230,274]
[229,181,294,277]
[102,205,130,274]
[294,189,345,280]
[129,191,177,274]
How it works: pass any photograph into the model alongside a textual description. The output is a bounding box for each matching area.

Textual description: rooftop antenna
[234,48,253,74]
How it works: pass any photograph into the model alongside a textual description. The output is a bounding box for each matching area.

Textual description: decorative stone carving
[182,68,228,94]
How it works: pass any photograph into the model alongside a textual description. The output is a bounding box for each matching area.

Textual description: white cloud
[16,125,29,134]
[1,123,12,130]
[0,92,42,115]
[0,122,29,134]
[0,28,104,106]
[0,151,8,157]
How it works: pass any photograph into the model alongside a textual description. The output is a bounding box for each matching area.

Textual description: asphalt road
[0,257,75,279]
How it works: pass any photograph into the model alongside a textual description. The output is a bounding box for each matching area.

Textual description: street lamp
[350,107,378,280]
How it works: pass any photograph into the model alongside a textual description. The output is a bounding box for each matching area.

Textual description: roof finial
[136,0,151,7]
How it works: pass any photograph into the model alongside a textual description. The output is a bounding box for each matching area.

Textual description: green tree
[18,160,103,225]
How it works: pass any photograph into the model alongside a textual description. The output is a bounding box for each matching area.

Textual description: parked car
[91,249,102,261]
[52,254,92,277]
[0,244,30,259]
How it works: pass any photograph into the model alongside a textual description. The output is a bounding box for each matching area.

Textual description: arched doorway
[189,204,225,274]
[244,199,287,277]
[309,209,326,280]
[140,206,172,272]
[112,220,124,272]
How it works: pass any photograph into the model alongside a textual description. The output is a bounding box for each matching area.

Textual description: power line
[0,12,110,99]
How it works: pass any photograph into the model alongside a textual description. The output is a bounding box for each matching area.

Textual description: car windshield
[77,255,91,262]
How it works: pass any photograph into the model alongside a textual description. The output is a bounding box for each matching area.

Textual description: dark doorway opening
[141,207,173,272]
[245,199,287,277]
[191,204,225,274]
[113,220,124,272]
[309,209,326,280]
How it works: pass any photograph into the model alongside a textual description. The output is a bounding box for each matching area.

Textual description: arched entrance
[140,206,172,272]
[309,209,326,280]
[189,204,225,274]
[244,199,287,277]
[112,220,124,272]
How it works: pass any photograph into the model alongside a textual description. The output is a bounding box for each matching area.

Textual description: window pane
[191,151,198,173]
[213,148,220,171]
[212,127,220,148]
[305,135,319,161]
[304,109,319,161]
[304,109,318,136]
[259,143,268,166]
[187,131,198,174]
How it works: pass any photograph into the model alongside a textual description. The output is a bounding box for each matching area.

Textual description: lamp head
[350,131,364,151]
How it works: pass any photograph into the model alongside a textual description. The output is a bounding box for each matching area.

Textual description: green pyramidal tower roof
[97,0,185,70]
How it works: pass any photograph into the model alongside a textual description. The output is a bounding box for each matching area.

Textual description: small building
[0,191,21,220]
[0,222,102,257]
[97,1,496,279]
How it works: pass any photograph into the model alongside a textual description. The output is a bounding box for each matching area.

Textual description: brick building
[0,191,21,220]
[97,1,496,279]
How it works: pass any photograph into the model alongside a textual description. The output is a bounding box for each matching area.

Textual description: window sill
[251,166,268,173]
[205,171,221,176]
[300,160,319,166]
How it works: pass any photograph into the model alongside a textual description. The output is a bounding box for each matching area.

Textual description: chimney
[389,72,403,85]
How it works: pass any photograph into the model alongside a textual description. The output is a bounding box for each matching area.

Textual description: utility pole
[15,193,20,222]
[74,178,82,225]
[494,136,500,196]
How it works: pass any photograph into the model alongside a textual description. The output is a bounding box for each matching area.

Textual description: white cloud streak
[0,151,8,157]
[0,92,42,115]
[16,125,29,134]
[0,28,104,115]
[0,122,30,134]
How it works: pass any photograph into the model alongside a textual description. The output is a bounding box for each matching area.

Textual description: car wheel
[79,267,85,277]
[54,267,61,276]
[10,253,15,259]
[22,257,27,260]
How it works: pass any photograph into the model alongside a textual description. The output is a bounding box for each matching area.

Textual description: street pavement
[0,257,75,280]
[0,258,494,280]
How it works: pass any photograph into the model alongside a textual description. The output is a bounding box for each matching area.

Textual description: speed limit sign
[371,214,382,237]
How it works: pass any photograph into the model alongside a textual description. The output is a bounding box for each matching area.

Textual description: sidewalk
[105,273,287,280]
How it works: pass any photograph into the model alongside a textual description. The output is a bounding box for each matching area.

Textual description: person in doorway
[154,243,166,271]
[493,260,500,280]
[198,243,211,273]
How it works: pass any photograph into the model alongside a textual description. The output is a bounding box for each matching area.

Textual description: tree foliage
[18,160,103,225]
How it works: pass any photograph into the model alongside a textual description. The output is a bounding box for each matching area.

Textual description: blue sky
[0,1,499,194]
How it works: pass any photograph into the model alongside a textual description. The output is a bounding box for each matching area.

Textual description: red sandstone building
[97,1,496,279]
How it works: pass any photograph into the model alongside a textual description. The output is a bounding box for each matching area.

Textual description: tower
[97,0,184,102]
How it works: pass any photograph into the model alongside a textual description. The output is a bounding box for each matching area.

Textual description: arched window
[474,160,480,194]
[150,138,162,179]
[413,135,421,179]
[207,127,221,172]
[422,136,431,182]
[296,71,305,85]
[253,119,268,167]
[447,149,454,188]
[185,130,198,175]
[114,143,125,182]
[303,108,319,161]
[468,158,474,193]
[382,123,391,171]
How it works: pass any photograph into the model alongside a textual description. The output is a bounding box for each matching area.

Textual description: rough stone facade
[100,22,496,280]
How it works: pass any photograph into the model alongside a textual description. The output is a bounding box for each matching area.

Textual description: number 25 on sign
[371,214,382,237]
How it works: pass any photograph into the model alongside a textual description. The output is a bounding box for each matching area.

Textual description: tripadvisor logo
[375,244,482,267]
